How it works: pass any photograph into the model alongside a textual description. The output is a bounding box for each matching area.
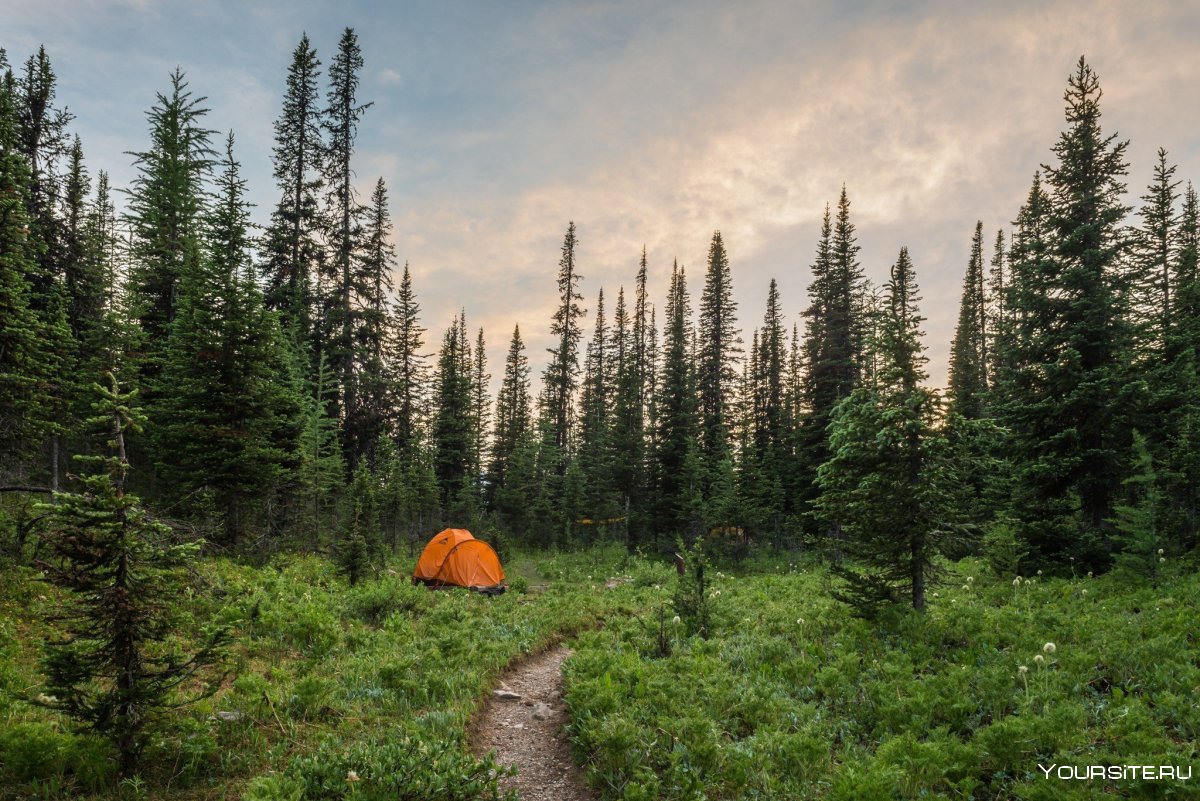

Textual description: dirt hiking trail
[471,646,595,801]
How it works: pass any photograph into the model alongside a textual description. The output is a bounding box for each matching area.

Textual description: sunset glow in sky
[5,0,1199,387]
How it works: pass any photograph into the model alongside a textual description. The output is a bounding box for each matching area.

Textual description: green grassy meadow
[2,548,1198,800]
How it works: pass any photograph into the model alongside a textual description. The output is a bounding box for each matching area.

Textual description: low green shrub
[343,577,430,626]
[287,675,338,721]
[282,728,515,800]
[258,593,340,658]
[0,721,115,791]
[566,560,1200,799]
[243,773,306,801]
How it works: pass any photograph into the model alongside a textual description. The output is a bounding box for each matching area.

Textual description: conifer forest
[1,11,1199,801]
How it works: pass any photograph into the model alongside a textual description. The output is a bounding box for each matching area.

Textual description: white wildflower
[672,615,681,625]
[1043,642,1056,654]
[346,770,360,783]
[1018,665,1028,674]
[1034,654,1044,664]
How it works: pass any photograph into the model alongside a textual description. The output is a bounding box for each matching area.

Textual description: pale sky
[4,0,1199,390]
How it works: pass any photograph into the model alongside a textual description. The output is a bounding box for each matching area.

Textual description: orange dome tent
[412,529,506,594]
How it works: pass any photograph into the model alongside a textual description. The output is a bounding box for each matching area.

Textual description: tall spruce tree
[948,222,990,418]
[994,175,1053,388]
[748,278,788,539]
[0,54,51,464]
[487,324,531,511]
[996,60,1135,568]
[992,174,1059,529]
[1134,149,1179,357]
[697,231,740,493]
[60,137,115,437]
[610,283,645,549]
[9,48,75,487]
[1136,159,1200,547]
[262,33,324,346]
[831,187,866,374]
[349,177,395,470]
[817,248,962,615]
[320,27,371,468]
[800,205,833,405]
[798,194,865,529]
[579,288,616,519]
[61,137,101,342]
[735,328,766,536]
[1039,57,1134,559]
[151,134,301,546]
[1131,150,1181,475]
[471,326,491,494]
[433,314,474,515]
[124,69,215,359]
[655,262,701,541]
[77,170,122,379]
[986,229,1009,386]
[540,221,585,459]
[16,46,73,309]
[642,302,662,546]
[624,250,654,548]
[1165,184,1200,544]
[388,263,427,460]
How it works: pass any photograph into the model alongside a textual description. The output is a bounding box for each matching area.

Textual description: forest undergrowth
[3,546,1197,800]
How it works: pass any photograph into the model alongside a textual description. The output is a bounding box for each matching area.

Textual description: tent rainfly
[412,529,506,594]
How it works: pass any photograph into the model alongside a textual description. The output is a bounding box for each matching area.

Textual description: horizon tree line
[1,37,1198,617]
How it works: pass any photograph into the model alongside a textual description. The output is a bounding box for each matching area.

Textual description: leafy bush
[0,721,115,791]
[981,517,1028,577]
[283,728,515,800]
[259,593,340,658]
[243,773,306,801]
[344,577,430,625]
[287,675,338,721]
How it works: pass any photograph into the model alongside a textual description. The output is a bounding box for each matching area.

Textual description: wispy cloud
[5,0,1199,389]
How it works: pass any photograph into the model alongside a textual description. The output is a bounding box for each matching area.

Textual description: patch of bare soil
[471,646,595,801]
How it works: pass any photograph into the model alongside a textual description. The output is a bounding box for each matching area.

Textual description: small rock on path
[472,646,594,801]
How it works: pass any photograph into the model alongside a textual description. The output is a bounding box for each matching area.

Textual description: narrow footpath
[471,646,595,801]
